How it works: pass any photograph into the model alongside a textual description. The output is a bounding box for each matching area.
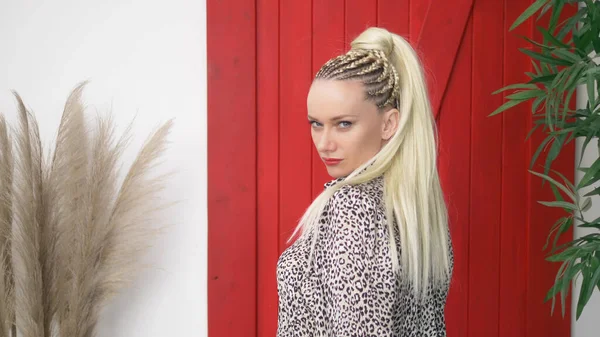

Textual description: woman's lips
[322,158,343,166]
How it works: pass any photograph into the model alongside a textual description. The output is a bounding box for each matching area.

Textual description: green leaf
[526,122,542,141]
[553,49,580,64]
[492,83,540,95]
[577,263,600,319]
[549,0,565,33]
[532,96,546,114]
[529,74,558,84]
[548,260,570,315]
[544,134,565,175]
[578,158,600,189]
[532,59,542,75]
[562,262,582,316]
[522,35,556,50]
[584,186,600,197]
[581,197,592,212]
[558,8,587,41]
[506,89,546,100]
[530,135,553,168]
[538,26,570,48]
[511,0,551,31]
[587,74,596,109]
[489,99,526,117]
[529,170,577,202]
[545,217,570,251]
[579,129,599,168]
[520,48,574,66]
[547,246,580,262]
[555,217,575,249]
[562,88,577,123]
[552,168,576,193]
[538,200,578,211]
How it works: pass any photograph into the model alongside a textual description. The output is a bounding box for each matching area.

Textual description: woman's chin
[325,166,349,179]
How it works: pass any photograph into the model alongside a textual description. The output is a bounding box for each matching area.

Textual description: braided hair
[315,48,400,109]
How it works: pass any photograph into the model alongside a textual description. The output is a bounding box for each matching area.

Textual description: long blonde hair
[288,27,452,299]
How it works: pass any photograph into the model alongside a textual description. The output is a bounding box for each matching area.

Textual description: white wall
[573,78,600,337]
[0,1,207,336]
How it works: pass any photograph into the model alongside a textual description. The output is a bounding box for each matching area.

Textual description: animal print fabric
[276,175,453,337]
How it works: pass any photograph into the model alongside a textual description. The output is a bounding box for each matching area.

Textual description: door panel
[207,1,575,336]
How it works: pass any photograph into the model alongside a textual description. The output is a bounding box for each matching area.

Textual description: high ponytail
[289,27,452,299]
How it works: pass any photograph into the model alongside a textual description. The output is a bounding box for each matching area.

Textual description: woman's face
[307,79,398,178]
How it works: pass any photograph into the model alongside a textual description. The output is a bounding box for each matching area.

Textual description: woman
[276,27,454,337]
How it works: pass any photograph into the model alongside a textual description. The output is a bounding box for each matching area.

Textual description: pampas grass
[0,81,173,337]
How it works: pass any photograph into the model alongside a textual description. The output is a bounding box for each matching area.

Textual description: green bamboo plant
[0,81,173,337]
[490,0,600,320]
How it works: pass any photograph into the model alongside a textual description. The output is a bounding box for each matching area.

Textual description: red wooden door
[207,1,576,337]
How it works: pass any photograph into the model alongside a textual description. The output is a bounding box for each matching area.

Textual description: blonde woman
[276,27,454,336]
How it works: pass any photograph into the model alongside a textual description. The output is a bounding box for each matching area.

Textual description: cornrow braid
[315,49,400,109]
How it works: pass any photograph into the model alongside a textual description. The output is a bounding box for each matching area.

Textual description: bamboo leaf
[511,0,552,31]
[587,73,596,109]
[492,83,540,95]
[489,99,526,117]
[506,89,546,100]
[578,158,600,189]
[549,0,565,33]
[530,74,558,84]
[529,170,577,202]
[538,200,578,211]
[531,134,553,169]
[552,49,581,63]
[519,48,574,66]
[532,96,546,114]
[552,168,576,193]
[539,25,571,48]
[581,197,592,212]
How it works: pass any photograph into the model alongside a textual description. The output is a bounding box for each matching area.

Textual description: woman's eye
[339,121,352,128]
[309,120,322,128]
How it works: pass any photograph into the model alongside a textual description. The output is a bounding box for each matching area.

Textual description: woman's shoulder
[329,176,384,216]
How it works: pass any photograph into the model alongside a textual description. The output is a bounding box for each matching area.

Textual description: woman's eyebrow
[307,114,358,121]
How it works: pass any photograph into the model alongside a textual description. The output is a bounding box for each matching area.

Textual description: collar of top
[323,162,376,189]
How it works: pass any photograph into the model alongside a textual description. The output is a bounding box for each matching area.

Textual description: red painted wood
[256,0,279,336]
[345,0,377,45]
[526,5,575,336]
[500,1,532,336]
[377,0,409,39]
[469,0,504,335]
[279,0,312,251]
[409,0,430,43]
[208,0,576,336]
[206,0,256,336]
[311,0,345,199]
[416,0,474,119]
[438,16,472,337]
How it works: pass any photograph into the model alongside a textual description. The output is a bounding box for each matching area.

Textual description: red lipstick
[322,158,343,166]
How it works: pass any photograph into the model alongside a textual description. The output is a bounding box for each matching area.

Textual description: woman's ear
[382,108,399,140]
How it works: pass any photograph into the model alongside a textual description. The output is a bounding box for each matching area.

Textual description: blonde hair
[288,27,452,299]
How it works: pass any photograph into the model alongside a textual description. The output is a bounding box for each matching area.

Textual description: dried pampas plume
[0,81,174,337]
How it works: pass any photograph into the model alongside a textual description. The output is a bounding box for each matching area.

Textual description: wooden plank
[344,0,377,45]
[499,0,532,336]
[526,5,576,336]
[279,0,312,251]
[256,0,279,336]
[312,0,345,199]
[377,0,409,39]
[438,16,472,337]
[416,0,474,119]
[469,0,504,335]
[206,0,257,336]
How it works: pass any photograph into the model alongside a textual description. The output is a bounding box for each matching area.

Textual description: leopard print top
[276,175,453,337]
